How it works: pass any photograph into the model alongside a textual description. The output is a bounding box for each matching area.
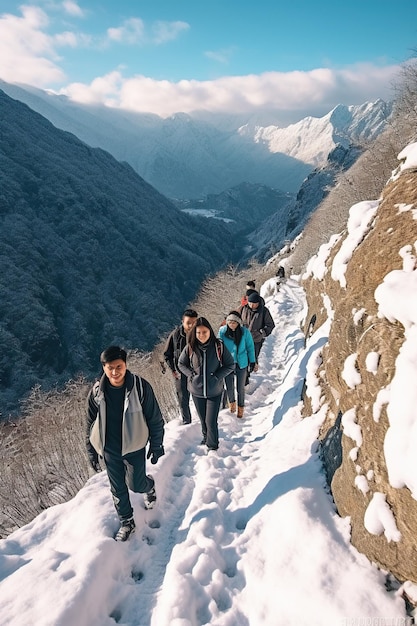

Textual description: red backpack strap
[215,339,223,364]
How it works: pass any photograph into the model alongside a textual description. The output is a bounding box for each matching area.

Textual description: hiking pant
[246,341,264,385]
[225,365,247,407]
[254,340,264,362]
[103,449,154,521]
[175,372,192,423]
[192,394,222,450]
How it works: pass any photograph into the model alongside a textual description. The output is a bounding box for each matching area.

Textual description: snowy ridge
[239,100,391,167]
[0,279,407,625]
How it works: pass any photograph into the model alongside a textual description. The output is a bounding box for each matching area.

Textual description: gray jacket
[239,302,275,344]
[178,339,234,398]
[86,370,164,458]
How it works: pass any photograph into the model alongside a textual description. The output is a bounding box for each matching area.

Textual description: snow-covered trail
[145,279,309,626]
[92,278,306,625]
[0,279,408,626]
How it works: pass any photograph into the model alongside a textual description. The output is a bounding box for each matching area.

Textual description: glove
[253,363,259,373]
[88,453,101,472]
[249,363,256,373]
[147,445,165,465]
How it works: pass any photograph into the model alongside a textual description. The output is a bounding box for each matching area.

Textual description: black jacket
[163,325,187,373]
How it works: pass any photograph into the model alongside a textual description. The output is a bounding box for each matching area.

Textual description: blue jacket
[218,325,255,369]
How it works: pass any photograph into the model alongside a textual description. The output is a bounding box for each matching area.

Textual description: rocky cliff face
[301,159,417,586]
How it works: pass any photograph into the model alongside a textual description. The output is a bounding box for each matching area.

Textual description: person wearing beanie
[178,317,234,451]
[247,291,261,304]
[218,311,256,419]
[163,308,198,424]
[239,289,275,376]
[86,345,165,541]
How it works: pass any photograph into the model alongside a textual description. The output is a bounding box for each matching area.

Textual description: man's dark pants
[175,372,192,423]
[103,449,154,521]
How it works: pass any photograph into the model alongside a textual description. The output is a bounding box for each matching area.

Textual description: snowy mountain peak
[241,100,392,168]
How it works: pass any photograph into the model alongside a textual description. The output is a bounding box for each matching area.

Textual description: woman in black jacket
[178,317,234,451]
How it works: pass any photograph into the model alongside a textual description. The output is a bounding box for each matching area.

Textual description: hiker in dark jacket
[163,308,198,424]
[276,265,286,291]
[86,345,165,541]
[178,317,234,451]
[239,291,275,365]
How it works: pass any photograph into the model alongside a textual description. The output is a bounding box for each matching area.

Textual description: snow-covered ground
[0,278,409,626]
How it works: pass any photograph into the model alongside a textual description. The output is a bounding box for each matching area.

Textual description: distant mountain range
[0,81,392,200]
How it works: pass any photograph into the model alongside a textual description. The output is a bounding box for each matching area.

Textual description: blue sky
[1,0,417,121]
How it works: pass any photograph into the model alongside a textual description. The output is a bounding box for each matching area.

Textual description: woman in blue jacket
[218,311,256,419]
[178,317,234,451]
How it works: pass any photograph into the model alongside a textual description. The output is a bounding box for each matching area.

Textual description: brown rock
[302,170,417,584]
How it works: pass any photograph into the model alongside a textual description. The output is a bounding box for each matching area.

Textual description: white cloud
[205,46,236,64]
[106,18,188,46]
[0,5,190,88]
[62,1,84,17]
[60,63,401,119]
[107,18,145,45]
[62,71,123,103]
[151,20,189,44]
[53,30,91,48]
[0,5,65,84]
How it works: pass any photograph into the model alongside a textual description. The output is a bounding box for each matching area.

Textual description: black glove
[147,445,165,465]
[249,363,256,373]
[88,453,101,472]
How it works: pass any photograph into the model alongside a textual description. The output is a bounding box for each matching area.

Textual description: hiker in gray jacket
[86,345,165,541]
[239,291,275,364]
[178,317,234,451]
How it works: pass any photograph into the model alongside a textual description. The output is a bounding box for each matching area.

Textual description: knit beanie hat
[226,313,242,325]
[248,292,261,303]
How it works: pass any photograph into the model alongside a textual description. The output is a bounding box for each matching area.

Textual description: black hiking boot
[115,517,135,542]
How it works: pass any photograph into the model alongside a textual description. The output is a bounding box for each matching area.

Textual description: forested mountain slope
[0,90,236,416]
